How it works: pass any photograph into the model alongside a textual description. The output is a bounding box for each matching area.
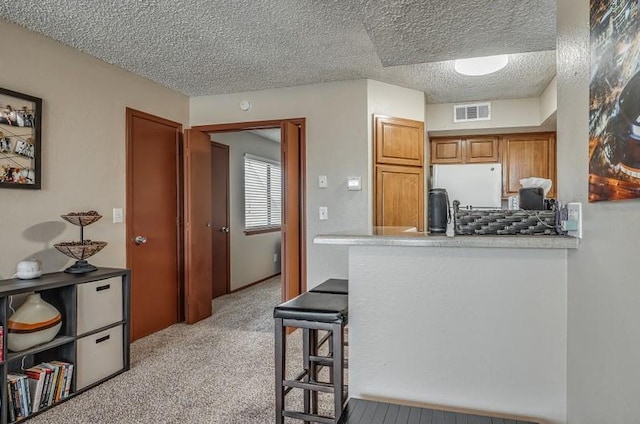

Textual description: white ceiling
[0,0,557,104]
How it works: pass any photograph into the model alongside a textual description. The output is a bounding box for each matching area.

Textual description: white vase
[7,293,63,352]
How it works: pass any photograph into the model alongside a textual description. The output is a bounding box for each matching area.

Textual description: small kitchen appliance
[518,187,545,210]
[428,188,450,234]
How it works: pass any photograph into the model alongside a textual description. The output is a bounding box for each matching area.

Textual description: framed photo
[0,87,42,189]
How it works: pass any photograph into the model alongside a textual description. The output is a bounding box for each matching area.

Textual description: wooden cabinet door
[430,136,498,164]
[374,115,424,166]
[430,138,463,163]
[375,164,424,231]
[502,133,556,198]
[466,136,499,163]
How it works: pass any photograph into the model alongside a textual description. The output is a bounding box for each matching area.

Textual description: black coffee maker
[428,188,450,234]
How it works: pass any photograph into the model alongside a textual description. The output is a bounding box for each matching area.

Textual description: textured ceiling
[0,0,557,104]
[364,0,557,66]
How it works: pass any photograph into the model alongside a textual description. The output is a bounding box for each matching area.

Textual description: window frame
[243,153,282,235]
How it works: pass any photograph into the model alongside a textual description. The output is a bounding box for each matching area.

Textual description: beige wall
[558,1,640,422]
[191,80,369,288]
[540,75,558,123]
[426,95,556,135]
[0,21,188,278]
[191,80,425,288]
[210,131,281,291]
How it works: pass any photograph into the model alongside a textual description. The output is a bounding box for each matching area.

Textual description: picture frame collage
[0,87,42,189]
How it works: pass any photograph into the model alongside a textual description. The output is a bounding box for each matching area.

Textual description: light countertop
[314,227,579,249]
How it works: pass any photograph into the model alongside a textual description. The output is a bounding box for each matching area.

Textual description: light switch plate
[347,176,362,191]
[113,208,124,224]
[319,206,328,220]
[319,175,327,188]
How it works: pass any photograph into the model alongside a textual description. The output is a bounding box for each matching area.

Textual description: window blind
[244,154,282,230]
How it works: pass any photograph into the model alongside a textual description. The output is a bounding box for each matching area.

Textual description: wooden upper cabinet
[375,164,424,231]
[430,136,499,164]
[466,136,499,163]
[430,138,463,163]
[374,115,424,166]
[502,133,556,198]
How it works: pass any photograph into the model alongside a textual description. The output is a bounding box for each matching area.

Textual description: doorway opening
[210,130,281,298]
[192,119,306,305]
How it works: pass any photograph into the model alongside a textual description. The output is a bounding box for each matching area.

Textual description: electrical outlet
[319,175,327,188]
[562,202,582,238]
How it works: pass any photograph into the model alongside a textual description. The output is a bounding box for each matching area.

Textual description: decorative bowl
[61,212,102,226]
[53,241,108,260]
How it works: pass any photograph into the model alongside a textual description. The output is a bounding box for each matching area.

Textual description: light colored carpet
[27,275,339,424]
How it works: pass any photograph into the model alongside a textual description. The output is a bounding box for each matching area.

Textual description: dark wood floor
[338,398,539,424]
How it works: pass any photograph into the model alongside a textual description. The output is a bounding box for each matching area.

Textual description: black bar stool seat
[309,278,349,295]
[274,291,348,323]
[275,292,349,424]
[308,279,349,355]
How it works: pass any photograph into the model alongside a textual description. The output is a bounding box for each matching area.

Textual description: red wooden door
[282,122,301,302]
[126,109,181,341]
[183,129,213,323]
[211,141,230,299]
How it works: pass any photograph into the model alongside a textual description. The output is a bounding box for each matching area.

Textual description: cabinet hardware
[96,284,110,292]
[95,335,111,344]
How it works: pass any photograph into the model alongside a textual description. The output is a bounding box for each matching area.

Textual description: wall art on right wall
[589,0,640,202]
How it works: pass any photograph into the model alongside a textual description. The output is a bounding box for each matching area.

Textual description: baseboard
[360,395,546,424]
[230,273,281,294]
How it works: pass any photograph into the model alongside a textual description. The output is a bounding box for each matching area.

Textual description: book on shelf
[0,326,4,362]
[7,377,15,422]
[24,366,47,413]
[7,375,16,422]
[22,375,32,417]
[40,362,59,407]
[35,365,53,410]
[5,361,74,420]
[50,360,74,401]
[64,363,74,398]
[7,373,29,420]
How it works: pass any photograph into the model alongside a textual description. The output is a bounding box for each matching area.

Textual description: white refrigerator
[432,163,502,209]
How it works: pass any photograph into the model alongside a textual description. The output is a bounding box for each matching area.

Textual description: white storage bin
[77,277,123,335]
[76,325,124,390]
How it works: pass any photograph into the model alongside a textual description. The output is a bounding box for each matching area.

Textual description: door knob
[134,235,147,245]
[220,226,230,233]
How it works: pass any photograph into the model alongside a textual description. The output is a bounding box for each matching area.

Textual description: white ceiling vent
[453,103,491,123]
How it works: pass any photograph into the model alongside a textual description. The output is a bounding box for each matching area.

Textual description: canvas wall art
[589,0,640,201]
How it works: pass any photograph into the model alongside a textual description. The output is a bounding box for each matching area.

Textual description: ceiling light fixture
[454,54,509,76]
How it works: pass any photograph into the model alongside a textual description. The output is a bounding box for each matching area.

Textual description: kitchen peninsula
[314,229,578,424]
